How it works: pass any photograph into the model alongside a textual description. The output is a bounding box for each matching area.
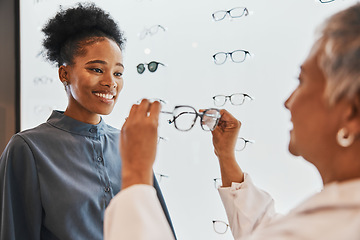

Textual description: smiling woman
[59,38,124,123]
[0,3,175,240]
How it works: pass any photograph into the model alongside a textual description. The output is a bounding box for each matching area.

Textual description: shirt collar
[292,178,360,214]
[46,110,108,137]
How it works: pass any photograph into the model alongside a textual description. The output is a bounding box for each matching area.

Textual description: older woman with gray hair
[103,3,360,240]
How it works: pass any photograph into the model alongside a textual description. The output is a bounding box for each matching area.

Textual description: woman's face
[60,38,124,124]
[284,41,343,165]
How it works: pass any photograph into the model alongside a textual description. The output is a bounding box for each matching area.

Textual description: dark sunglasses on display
[136,61,165,74]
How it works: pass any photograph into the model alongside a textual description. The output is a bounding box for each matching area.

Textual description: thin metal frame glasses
[138,24,167,40]
[319,0,335,3]
[212,7,249,21]
[212,220,229,234]
[137,61,165,74]
[213,50,251,65]
[213,93,253,107]
[161,105,221,131]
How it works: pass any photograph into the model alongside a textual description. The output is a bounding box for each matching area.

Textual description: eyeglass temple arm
[160,111,174,124]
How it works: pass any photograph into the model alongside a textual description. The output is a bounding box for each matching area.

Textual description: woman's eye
[114,72,123,77]
[91,68,103,73]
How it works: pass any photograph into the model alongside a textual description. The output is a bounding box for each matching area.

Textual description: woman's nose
[101,74,117,88]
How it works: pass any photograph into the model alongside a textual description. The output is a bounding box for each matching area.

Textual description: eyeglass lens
[172,106,197,131]
[213,50,249,65]
[235,137,254,151]
[200,109,221,131]
[148,61,159,72]
[212,7,248,21]
[212,220,229,234]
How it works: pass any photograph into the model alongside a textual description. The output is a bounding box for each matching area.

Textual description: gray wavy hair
[318,3,360,105]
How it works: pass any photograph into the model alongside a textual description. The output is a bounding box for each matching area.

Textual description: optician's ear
[344,96,360,138]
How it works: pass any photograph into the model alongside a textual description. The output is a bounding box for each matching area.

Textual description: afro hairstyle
[42,2,126,67]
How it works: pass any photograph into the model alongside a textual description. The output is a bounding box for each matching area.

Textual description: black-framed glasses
[212,220,229,234]
[213,50,251,65]
[319,0,335,3]
[137,61,165,74]
[161,105,221,131]
[213,93,253,107]
[236,137,255,151]
[138,24,167,40]
[212,7,249,21]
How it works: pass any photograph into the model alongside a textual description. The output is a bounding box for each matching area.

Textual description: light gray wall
[0,0,17,153]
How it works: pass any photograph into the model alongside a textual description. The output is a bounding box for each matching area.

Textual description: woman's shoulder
[104,124,120,135]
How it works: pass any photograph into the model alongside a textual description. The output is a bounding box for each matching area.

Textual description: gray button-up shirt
[0,110,175,240]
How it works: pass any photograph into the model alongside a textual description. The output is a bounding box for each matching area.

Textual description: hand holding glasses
[212,7,249,21]
[213,50,251,65]
[161,105,221,131]
[213,93,253,107]
[137,61,166,74]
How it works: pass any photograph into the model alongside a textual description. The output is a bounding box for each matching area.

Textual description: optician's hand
[120,99,161,189]
[211,109,244,187]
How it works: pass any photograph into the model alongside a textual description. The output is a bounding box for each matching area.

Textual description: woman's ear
[58,65,69,84]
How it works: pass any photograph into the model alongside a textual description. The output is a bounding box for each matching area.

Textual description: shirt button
[89,128,96,133]
[105,187,110,192]
[97,156,103,162]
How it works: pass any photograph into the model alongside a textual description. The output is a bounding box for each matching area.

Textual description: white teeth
[94,93,114,100]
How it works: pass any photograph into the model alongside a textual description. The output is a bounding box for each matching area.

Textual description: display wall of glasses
[19,0,358,239]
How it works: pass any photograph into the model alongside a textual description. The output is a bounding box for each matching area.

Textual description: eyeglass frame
[319,0,335,3]
[236,137,255,151]
[212,7,249,21]
[213,93,253,107]
[213,177,222,189]
[161,105,221,131]
[155,172,169,183]
[137,61,166,74]
[138,24,167,39]
[213,50,251,65]
[212,220,229,234]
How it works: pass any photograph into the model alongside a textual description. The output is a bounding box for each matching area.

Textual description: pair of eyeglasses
[213,50,251,65]
[137,61,165,74]
[212,7,249,21]
[33,76,53,85]
[236,137,255,151]
[138,24,167,40]
[213,93,253,106]
[161,105,221,131]
[212,220,229,234]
